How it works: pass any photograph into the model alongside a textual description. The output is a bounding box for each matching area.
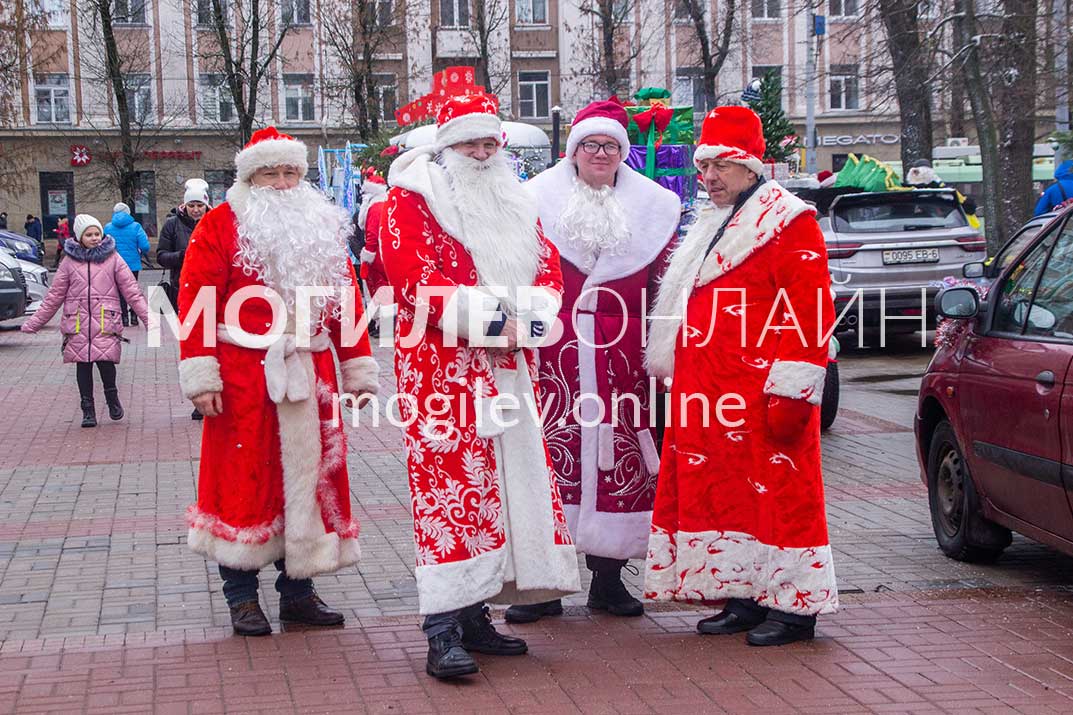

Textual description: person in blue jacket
[1035,160,1073,216]
[104,202,150,326]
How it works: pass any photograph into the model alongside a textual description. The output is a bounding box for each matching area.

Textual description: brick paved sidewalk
[3,309,1073,713]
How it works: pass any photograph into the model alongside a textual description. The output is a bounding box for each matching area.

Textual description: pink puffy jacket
[22,237,149,364]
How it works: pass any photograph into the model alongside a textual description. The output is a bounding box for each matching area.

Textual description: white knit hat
[73,214,104,241]
[113,202,131,215]
[183,178,211,205]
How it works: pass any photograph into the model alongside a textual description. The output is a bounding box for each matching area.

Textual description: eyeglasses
[579,141,622,157]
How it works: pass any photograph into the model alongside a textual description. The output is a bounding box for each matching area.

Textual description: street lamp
[551,106,562,167]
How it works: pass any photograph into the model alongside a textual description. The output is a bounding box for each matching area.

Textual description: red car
[916,205,1073,561]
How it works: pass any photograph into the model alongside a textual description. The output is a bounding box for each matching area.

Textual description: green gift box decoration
[625,105,695,146]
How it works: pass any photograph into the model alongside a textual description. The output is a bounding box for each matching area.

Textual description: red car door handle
[1036,370,1056,386]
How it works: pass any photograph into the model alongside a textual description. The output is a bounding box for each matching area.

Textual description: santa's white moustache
[233,181,354,327]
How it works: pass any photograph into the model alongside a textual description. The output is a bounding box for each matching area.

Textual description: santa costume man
[382,92,580,679]
[644,106,837,646]
[177,127,380,637]
[504,101,681,624]
[356,172,392,331]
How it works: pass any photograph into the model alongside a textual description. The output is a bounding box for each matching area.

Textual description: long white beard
[232,182,353,329]
[440,148,541,309]
[556,177,631,271]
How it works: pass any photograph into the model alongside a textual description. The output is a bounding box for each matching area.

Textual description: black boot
[504,599,563,624]
[746,618,816,647]
[104,388,124,421]
[586,557,644,617]
[459,605,528,655]
[426,630,479,679]
[229,600,272,637]
[80,397,97,428]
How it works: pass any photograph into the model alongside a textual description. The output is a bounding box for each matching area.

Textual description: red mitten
[359,262,370,280]
[766,396,814,442]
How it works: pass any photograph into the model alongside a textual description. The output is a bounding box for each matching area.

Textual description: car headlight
[0,265,16,286]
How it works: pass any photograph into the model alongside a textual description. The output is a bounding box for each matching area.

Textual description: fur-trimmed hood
[63,236,117,263]
[645,181,814,379]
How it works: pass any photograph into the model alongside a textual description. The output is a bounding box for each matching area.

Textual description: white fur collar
[387,148,463,238]
[526,160,681,285]
[357,193,387,232]
[225,181,252,216]
[645,180,814,379]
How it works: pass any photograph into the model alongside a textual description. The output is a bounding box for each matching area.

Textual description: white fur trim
[359,248,377,264]
[225,181,251,215]
[357,193,387,233]
[437,285,503,344]
[434,113,504,152]
[179,356,223,399]
[389,149,464,239]
[764,360,827,406]
[414,361,581,615]
[187,527,284,571]
[340,356,380,396]
[644,527,839,616]
[597,423,615,471]
[693,144,765,176]
[235,137,309,182]
[565,117,631,162]
[515,285,562,349]
[645,181,814,380]
[527,160,681,285]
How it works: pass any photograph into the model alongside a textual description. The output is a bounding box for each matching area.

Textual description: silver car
[820,189,984,338]
[0,246,48,312]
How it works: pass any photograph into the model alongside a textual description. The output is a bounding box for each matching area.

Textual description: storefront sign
[820,134,900,147]
[70,145,91,166]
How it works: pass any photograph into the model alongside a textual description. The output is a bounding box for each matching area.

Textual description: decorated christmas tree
[746,71,800,163]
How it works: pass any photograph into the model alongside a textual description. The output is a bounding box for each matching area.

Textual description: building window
[674,0,694,20]
[829,64,860,110]
[281,0,311,25]
[516,0,547,24]
[751,0,779,18]
[39,0,70,27]
[34,74,70,124]
[829,0,859,16]
[440,0,469,28]
[375,0,393,26]
[199,74,234,122]
[284,74,315,122]
[125,73,152,123]
[518,71,550,119]
[673,68,711,112]
[113,0,146,24]
[196,0,227,26]
[373,74,397,121]
[205,169,235,206]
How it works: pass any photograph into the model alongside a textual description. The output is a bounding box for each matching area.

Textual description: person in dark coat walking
[0,212,8,229]
[157,179,211,420]
[24,215,43,243]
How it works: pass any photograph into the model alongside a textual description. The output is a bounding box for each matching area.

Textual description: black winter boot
[586,557,644,617]
[426,630,479,679]
[104,388,124,421]
[504,599,563,624]
[459,605,527,655]
[80,397,97,428]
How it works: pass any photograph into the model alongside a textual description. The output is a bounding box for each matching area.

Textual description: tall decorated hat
[434,92,504,152]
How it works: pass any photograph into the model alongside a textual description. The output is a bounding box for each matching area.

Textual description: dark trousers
[586,554,627,572]
[75,361,117,400]
[119,270,140,317]
[725,597,816,626]
[422,602,485,639]
[218,559,314,609]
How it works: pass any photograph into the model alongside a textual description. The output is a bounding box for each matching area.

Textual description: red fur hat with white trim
[434,92,504,152]
[234,126,309,183]
[693,106,766,176]
[565,100,631,162]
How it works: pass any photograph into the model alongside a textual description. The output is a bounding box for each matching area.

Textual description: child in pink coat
[21,214,150,427]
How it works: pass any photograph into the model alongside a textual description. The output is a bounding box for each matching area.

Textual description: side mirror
[962,262,985,279]
[936,287,980,319]
[818,216,832,232]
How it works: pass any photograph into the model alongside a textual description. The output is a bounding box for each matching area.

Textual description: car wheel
[926,420,1011,562]
[820,361,838,432]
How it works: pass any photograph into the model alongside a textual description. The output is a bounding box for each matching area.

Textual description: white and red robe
[643,181,839,616]
[525,160,681,560]
[177,191,379,579]
[382,151,581,615]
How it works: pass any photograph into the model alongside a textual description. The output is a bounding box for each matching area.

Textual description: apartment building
[1,0,903,237]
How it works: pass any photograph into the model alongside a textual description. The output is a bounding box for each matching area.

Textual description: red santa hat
[234,126,309,183]
[693,106,766,176]
[360,172,387,198]
[565,100,631,162]
[434,92,504,152]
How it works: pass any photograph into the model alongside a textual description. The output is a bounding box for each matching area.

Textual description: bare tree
[467,0,511,96]
[678,0,738,111]
[321,0,403,141]
[953,0,1039,250]
[576,0,648,98]
[201,0,292,146]
[876,0,934,166]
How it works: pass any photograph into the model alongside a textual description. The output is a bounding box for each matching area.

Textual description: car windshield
[832,195,968,233]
